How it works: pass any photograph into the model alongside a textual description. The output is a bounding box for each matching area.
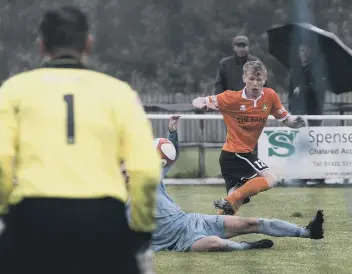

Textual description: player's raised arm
[270,91,306,128]
[192,95,220,111]
[167,115,180,158]
[116,88,161,234]
[192,92,234,111]
[0,81,18,214]
[192,96,209,110]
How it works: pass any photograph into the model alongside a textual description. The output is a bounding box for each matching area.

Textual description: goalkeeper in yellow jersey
[0,6,160,274]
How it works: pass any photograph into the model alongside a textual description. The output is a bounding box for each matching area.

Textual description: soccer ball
[153,138,177,168]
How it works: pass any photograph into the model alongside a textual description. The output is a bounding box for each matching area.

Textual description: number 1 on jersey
[63,94,75,144]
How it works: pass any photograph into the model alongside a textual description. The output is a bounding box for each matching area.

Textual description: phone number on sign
[313,161,352,167]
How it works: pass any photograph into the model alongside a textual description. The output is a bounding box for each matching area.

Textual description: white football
[153,138,177,167]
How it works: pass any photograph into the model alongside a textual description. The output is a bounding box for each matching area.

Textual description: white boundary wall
[148,114,352,185]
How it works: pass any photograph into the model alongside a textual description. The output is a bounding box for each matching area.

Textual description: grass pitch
[155,186,352,274]
[167,147,220,178]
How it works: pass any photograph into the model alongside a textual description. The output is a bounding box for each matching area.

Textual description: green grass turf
[167,148,220,178]
[154,186,352,274]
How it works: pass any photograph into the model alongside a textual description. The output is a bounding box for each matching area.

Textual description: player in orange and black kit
[192,61,306,216]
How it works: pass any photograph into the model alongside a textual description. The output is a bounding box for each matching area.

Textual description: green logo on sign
[263,130,299,157]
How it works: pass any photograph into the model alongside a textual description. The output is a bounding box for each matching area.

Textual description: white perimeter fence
[147,114,352,185]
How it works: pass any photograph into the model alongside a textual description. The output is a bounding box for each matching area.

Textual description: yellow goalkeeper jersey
[0,57,160,232]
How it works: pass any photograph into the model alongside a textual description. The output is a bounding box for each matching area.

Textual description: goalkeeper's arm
[115,88,160,250]
[0,82,18,215]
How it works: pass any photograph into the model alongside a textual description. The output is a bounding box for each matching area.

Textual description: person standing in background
[214,36,262,95]
[288,43,327,126]
[288,43,328,185]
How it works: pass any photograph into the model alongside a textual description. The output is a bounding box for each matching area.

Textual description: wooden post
[339,109,348,183]
[339,110,345,126]
[196,109,206,178]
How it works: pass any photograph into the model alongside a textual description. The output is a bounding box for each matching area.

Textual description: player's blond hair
[243,60,267,77]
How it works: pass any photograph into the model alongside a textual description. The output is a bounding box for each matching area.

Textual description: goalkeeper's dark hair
[39,6,89,53]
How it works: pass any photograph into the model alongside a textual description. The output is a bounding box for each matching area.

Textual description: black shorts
[0,197,140,274]
[219,150,270,204]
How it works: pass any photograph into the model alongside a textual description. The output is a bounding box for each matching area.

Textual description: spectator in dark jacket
[214,36,260,94]
[288,43,328,185]
[288,44,327,126]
